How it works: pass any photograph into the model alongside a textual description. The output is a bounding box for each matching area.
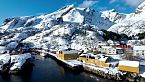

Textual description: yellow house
[95,56,111,67]
[56,49,80,60]
[118,61,139,73]
[79,54,111,68]
[79,54,96,65]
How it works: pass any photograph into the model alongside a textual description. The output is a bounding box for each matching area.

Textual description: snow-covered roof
[61,49,78,55]
[102,46,112,49]
[80,53,97,57]
[133,46,145,50]
[119,60,139,67]
[107,40,114,43]
[107,55,121,60]
[99,57,109,62]
[66,59,82,66]
[116,47,123,49]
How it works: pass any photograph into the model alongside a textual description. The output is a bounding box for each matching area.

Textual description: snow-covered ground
[10,53,32,71]
[0,4,115,51]
[66,59,82,67]
[84,64,122,75]
[0,54,10,70]
[0,1,145,80]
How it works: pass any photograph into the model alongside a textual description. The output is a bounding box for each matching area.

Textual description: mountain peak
[59,4,74,10]
[101,9,126,23]
[0,5,114,31]
[110,9,116,12]
[136,1,145,14]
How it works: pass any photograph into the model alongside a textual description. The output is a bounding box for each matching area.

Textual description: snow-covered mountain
[101,9,126,23]
[0,5,113,31]
[0,5,113,50]
[107,1,145,36]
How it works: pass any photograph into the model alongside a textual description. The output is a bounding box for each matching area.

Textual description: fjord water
[0,56,114,82]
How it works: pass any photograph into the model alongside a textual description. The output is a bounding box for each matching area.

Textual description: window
[59,51,62,54]
[142,52,144,55]
[80,55,86,58]
[89,56,95,59]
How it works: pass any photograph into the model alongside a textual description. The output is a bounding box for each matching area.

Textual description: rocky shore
[0,53,33,74]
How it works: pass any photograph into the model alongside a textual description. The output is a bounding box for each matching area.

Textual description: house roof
[133,46,145,50]
[99,57,109,62]
[80,53,97,57]
[61,50,78,55]
[98,54,110,62]
[119,60,139,67]
[101,46,112,49]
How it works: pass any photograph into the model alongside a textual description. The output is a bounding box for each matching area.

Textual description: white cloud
[124,0,145,7]
[109,0,117,4]
[79,0,98,8]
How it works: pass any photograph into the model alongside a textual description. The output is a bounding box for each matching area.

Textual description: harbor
[0,56,114,82]
[32,49,145,82]
[1,45,145,82]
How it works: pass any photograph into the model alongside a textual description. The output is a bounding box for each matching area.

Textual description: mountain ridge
[106,1,145,36]
[0,5,113,50]
[1,1,145,50]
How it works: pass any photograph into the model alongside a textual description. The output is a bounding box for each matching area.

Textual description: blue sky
[0,0,144,24]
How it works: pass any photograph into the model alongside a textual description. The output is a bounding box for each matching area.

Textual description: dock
[31,49,83,70]
[48,52,83,70]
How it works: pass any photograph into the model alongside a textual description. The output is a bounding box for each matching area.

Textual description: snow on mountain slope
[0,5,113,31]
[23,24,103,50]
[0,5,113,50]
[107,1,145,36]
[136,1,145,14]
[101,9,126,23]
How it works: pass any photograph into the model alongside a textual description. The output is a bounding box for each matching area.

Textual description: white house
[107,40,115,46]
[99,46,124,55]
[116,48,124,54]
[97,41,108,47]
[100,46,116,55]
[107,47,116,55]
[128,40,142,46]
[133,46,145,56]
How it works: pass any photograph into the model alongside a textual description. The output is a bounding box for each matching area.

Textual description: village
[46,39,145,82]
[1,37,145,81]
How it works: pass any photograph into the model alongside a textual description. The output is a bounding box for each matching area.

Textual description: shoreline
[46,52,145,82]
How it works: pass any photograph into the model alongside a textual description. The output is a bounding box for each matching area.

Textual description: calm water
[0,56,114,82]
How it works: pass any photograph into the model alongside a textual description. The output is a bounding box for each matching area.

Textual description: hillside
[0,5,114,50]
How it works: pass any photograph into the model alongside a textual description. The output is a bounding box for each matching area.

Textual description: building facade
[133,46,145,56]
[56,49,80,60]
